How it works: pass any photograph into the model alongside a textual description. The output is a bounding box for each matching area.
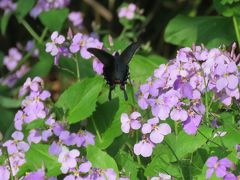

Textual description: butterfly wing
[120,42,140,64]
[87,48,114,66]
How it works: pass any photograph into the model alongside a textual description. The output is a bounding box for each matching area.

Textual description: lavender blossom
[0,0,16,14]
[30,0,70,18]
[3,48,22,71]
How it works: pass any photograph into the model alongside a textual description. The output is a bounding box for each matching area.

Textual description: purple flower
[75,130,95,147]
[215,62,238,91]
[92,59,104,75]
[78,161,92,173]
[142,118,171,144]
[52,122,65,136]
[27,129,42,144]
[9,152,26,175]
[224,173,238,180]
[0,166,10,180]
[68,11,83,27]
[173,75,193,99]
[19,77,44,97]
[49,141,62,156]
[0,0,16,14]
[42,129,53,141]
[134,137,154,157]
[121,112,141,133]
[118,3,137,20]
[69,33,103,59]
[206,156,233,179]
[58,147,80,174]
[170,103,188,122]
[3,48,22,71]
[182,109,202,135]
[46,31,65,56]
[25,40,39,57]
[30,0,70,18]
[24,169,45,180]
[86,168,117,180]
[59,131,76,146]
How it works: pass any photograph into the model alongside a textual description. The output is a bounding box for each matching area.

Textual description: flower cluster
[16,77,50,128]
[3,131,29,175]
[118,3,137,20]
[121,112,171,157]
[0,0,16,14]
[206,156,237,179]
[3,48,22,71]
[137,44,239,135]
[68,11,84,29]
[45,31,103,73]
[30,0,70,18]
[0,65,30,87]
[0,41,39,88]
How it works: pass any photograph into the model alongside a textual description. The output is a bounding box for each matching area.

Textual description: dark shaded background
[0,0,215,59]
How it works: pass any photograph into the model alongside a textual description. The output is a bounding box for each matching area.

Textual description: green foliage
[87,145,119,175]
[164,15,236,48]
[15,0,35,21]
[0,96,22,108]
[18,144,61,177]
[0,108,14,138]
[0,13,11,35]
[39,8,69,31]
[130,54,167,84]
[214,0,240,17]
[115,150,140,179]
[55,76,104,124]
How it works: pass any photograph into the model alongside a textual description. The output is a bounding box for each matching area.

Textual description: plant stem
[233,16,240,47]
[164,140,185,180]
[21,20,42,44]
[40,27,48,41]
[174,121,178,136]
[73,56,80,81]
[198,129,225,149]
[57,66,76,77]
[91,117,102,142]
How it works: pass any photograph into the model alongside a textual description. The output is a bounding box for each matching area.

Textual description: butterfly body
[87,42,139,100]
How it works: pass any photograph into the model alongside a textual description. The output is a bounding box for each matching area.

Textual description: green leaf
[165,126,212,160]
[0,96,22,108]
[145,152,181,177]
[55,76,103,124]
[220,0,240,4]
[86,145,119,175]
[130,54,167,83]
[25,119,45,130]
[18,144,61,177]
[115,150,139,179]
[1,13,11,35]
[164,15,236,48]
[95,100,131,149]
[214,0,240,17]
[0,107,14,138]
[15,0,35,21]
[39,8,69,31]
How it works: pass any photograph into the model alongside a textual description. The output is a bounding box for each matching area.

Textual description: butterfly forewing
[87,48,114,66]
[120,42,140,64]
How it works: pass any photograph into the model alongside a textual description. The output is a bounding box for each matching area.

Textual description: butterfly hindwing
[87,48,114,66]
[120,42,140,64]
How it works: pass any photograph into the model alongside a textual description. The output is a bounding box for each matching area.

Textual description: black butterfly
[87,42,140,101]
